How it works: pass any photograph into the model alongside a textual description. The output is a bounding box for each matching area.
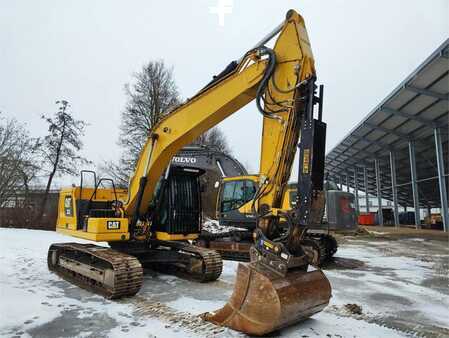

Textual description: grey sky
[1,0,448,180]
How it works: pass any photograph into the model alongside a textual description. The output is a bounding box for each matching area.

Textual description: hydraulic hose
[255,47,283,120]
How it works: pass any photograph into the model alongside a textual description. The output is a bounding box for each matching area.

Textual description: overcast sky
[1,0,448,180]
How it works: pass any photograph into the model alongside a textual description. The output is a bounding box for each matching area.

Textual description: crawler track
[48,243,143,299]
[110,240,223,282]
[179,244,223,282]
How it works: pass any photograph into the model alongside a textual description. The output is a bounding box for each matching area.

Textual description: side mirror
[214,181,220,189]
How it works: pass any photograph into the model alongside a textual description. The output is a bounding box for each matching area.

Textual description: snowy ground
[0,228,448,338]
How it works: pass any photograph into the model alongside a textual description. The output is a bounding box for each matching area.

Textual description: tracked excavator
[48,9,331,335]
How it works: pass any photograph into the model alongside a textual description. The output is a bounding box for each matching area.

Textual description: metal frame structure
[325,39,449,231]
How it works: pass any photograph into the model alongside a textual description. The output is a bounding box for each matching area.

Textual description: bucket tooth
[203,262,331,336]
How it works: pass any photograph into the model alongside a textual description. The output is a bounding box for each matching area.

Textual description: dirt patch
[361,226,449,241]
[344,303,362,315]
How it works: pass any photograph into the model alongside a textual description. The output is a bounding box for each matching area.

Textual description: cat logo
[107,220,120,230]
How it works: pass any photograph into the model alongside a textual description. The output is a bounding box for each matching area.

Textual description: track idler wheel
[202,262,331,336]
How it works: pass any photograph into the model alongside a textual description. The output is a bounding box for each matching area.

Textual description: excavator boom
[123,9,316,228]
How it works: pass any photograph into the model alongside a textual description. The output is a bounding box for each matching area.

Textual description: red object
[358,213,375,225]
[339,196,352,214]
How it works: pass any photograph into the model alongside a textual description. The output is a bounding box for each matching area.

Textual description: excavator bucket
[203,262,331,336]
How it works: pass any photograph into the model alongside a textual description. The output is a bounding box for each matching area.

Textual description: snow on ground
[1,228,448,337]
[202,218,247,234]
[325,241,449,329]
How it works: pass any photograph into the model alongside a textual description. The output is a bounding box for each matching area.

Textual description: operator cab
[216,175,259,229]
[151,166,205,239]
[215,177,356,231]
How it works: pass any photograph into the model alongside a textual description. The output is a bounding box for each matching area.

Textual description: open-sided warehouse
[325,39,449,231]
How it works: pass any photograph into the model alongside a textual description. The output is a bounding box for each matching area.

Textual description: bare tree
[192,127,231,155]
[102,60,232,184]
[119,60,180,170]
[102,60,180,182]
[37,100,89,221]
[98,160,129,188]
[0,114,40,207]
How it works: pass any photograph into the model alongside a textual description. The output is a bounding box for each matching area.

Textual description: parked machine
[48,10,331,335]
[173,145,247,217]
[197,178,356,265]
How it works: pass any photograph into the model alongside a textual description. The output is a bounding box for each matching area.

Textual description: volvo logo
[172,157,197,164]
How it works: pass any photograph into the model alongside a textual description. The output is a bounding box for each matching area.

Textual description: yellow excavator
[48,9,331,336]
[196,178,356,264]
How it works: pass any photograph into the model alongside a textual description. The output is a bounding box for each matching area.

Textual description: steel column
[346,173,350,192]
[434,128,448,232]
[375,159,383,226]
[339,175,343,190]
[364,166,369,213]
[354,167,359,215]
[389,151,399,227]
[408,141,420,228]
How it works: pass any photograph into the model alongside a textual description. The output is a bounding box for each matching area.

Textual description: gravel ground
[0,228,448,338]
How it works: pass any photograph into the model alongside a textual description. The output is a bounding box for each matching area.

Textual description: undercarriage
[48,240,223,299]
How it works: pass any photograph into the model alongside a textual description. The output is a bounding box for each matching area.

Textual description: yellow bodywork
[154,232,198,241]
[55,186,199,242]
[257,15,315,213]
[218,175,259,216]
[56,10,315,242]
[56,187,130,242]
[282,186,296,210]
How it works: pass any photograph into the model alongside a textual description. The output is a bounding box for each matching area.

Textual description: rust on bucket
[203,262,331,336]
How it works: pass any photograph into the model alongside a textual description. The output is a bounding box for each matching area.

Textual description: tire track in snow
[131,295,235,337]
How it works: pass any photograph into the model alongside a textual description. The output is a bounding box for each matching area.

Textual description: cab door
[218,179,257,229]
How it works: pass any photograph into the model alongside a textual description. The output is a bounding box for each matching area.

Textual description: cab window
[64,195,73,217]
[221,180,256,212]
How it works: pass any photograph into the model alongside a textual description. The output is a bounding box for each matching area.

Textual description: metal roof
[325,39,449,208]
